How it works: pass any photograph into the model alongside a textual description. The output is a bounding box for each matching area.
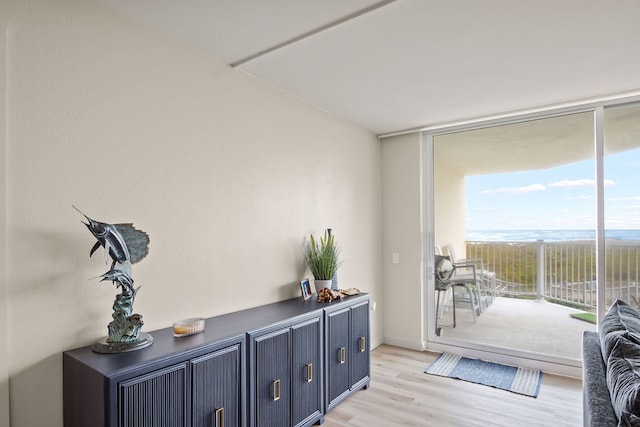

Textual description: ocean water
[466,229,640,242]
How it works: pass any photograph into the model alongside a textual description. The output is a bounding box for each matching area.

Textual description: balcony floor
[437,296,597,360]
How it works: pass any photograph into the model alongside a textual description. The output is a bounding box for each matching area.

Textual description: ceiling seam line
[229,0,398,68]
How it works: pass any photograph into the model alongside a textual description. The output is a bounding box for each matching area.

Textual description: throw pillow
[600,299,640,362]
[618,411,640,427]
[607,335,640,423]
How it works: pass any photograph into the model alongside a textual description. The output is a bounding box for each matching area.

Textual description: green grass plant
[305,230,340,280]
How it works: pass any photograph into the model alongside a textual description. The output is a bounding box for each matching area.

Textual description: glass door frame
[421,94,640,375]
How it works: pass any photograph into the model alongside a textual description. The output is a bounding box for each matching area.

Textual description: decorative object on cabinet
[304,229,341,294]
[340,288,360,296]
[326,229,339,290]
[300,278,312,301]
[173,317,205,337]
[317,288,343,303]
[63,293,370,427]
[317,288,360,303]
[73,206,152,353]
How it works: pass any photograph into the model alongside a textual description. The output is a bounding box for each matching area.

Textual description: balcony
[436,239,640,360]
[467,239,640,308]
[438,295,596,360]
[466,240,640,312]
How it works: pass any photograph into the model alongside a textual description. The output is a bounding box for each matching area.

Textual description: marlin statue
[97,263,139,296]
[73,206,150,266]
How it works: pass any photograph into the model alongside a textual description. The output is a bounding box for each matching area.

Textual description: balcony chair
[434,255,481,336]
[443,244,495,308]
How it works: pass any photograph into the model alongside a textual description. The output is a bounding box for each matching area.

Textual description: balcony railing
[466,240,640,311]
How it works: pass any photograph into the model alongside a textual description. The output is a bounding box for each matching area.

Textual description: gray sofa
[582,330,617,426]
[582,300,640,427]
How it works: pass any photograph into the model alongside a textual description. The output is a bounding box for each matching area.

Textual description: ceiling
[94,0,640,137]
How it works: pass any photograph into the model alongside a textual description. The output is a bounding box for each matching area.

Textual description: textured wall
[1,5,10,427]
[3,1,381,425]
[433,148,466,258]
[380,132,469,350]
[381,133,424,349]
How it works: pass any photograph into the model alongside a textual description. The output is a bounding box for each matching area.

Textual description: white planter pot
[314,279,332,295]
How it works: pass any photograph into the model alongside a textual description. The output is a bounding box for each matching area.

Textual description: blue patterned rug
[425,352,543,397]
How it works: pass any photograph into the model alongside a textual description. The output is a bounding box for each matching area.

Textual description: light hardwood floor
[323,344,583,427]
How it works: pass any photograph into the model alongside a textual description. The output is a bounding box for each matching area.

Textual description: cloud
[548,178,616,188]
[608,196,640,202]
[481,184,546,195]
[615,205,640,210]
[473,206,501,211]
[480,178,617,197]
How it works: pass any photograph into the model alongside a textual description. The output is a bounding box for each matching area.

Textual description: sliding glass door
[603,104,640,310]
[425,103,640,369]
[431,112,597,362]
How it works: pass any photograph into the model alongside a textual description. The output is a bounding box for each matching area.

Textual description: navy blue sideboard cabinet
[63,328,245,427]
[63,293,370,427]
[249,314,323,427]
[325,299,370,412]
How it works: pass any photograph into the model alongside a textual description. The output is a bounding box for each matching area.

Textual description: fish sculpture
[75,206,152,349]
[73,206,150,266]
[97,262,138,296]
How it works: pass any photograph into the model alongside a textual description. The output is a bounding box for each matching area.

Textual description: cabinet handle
[339,347,346,364]
[273,379,281,401]
[305,363,313,383]
[359,336,366,352]
[214,407,224,427]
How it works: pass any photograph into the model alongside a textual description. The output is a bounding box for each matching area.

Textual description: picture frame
[300,278,312,301]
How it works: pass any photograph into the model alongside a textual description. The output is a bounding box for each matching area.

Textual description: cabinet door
[255,328,291,427]
[326,308,350,409]
[119,363,188,427]
[191,344,242,427]
[291,317,322,427]
[350,302,370,388]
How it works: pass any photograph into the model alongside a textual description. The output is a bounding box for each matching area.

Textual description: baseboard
[381,336,425,352]
[424,340,582,378]
[379,337,582,378]
[370,337,384,350]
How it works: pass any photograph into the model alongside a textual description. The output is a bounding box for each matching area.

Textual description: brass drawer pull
[273,379,281,401]
[359,336,366,352]
[214,407,224,427]
[306,363,313,383]
[339,347,346,364]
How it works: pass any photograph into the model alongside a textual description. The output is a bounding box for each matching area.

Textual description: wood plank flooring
[323,344,583,426]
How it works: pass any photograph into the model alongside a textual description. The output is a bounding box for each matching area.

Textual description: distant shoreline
[466,229,640,243]
[467,239,640,246]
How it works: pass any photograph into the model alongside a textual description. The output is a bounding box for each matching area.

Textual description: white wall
[381,133,424,349]
[1,4,10,426]
[433,158,467,258]
[380,132,469,350]
[3,1,381,426]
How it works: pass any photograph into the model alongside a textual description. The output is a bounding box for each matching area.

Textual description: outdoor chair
[444,244,495,308]
[435,255,481,336]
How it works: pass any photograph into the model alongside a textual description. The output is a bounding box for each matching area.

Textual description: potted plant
[304,229,340,294]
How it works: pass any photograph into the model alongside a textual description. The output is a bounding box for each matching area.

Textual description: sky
[465,148,640,230]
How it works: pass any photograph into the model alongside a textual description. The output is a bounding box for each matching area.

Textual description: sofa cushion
[583,331,618,426]
[606,334,640,423]
[600,299,640,363]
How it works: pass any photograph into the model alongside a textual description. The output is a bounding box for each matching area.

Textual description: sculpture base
[92,332,154,354]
